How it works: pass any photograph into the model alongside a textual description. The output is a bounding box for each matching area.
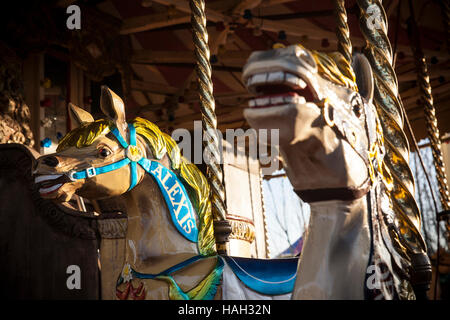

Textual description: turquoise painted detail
[117,255,224,300]
[223,256,298,295]
[138,158,198,242]
[68,123,198,243]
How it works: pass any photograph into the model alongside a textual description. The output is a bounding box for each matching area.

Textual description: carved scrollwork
[98,218,128,239]
[227,214,256,243]
[0,144,98,240]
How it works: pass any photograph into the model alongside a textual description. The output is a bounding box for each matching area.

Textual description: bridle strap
[70,157,131,180]
[68,124,141,191]
[294,177,371,203]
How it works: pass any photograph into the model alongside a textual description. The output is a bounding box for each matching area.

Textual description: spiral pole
[407,5,450,218]
[356,0,430,298]
[334,0,353,64]
[189,0,231,254]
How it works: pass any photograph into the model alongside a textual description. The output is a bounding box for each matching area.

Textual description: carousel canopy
[0,0,448,141]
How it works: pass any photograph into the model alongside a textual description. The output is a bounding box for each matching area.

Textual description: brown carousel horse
[34,86,298,300]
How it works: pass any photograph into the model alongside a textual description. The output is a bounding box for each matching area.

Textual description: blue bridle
[68,124,143,191]
[67,123,199,243]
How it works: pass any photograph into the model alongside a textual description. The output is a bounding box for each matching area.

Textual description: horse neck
[292,195,371,299]
[123,174,199,272]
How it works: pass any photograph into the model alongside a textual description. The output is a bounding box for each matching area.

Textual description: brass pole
[334,0,353,63]
[407,2,450,224]
[356,0,431,299]
[189,0,231,254]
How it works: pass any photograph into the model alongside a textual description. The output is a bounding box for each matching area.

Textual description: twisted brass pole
[334,0,353,63]
[356,0,431,298]
[407,5,450,221]
[189,0,231,254]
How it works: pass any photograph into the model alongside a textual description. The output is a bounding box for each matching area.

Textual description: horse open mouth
[246,71,316,108]
[35,174,69,196]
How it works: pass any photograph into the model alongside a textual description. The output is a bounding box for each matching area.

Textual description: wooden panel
[223,135,268,258]
[248,155,269,258]
[0,144,100,299]
[99,238,126,300]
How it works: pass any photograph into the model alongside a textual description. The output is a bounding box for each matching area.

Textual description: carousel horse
[243,44,420,299]
[33,86,298,300]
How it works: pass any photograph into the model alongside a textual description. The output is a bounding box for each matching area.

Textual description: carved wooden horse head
[243,44,387,199]
[242,44,417,299]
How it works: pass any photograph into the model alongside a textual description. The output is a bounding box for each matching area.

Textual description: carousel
[0,0,449,300]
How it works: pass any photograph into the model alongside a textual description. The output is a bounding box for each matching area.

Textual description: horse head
[242,44,415,299]
[243,44,386,200]
[34,86,148,201]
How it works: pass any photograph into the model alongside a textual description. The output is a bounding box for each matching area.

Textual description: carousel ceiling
[1,0,449,141]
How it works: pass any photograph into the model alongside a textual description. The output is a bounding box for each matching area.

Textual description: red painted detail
[116,282,131,300]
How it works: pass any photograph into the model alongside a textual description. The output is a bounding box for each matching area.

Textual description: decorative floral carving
[0,44,34,147]
[227,215,256,243]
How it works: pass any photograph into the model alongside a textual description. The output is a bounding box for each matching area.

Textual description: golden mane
[56,117,216,256]
[133,117,216,256]
[57,119,113,152]
[298,44,358,91]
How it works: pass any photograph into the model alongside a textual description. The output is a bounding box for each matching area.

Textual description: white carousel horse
[243,44,418,299]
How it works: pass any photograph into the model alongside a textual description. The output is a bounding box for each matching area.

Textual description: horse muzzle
[34,174,72,197]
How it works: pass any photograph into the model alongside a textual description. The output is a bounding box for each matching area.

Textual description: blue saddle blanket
[223,256,299,295]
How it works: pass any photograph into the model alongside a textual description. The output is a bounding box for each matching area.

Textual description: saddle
[223,256,299,295]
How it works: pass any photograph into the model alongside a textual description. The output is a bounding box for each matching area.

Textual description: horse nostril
[42,156,59,167]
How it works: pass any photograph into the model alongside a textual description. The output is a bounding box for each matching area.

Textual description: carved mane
[297,44,358,91]
[309,49,421,293]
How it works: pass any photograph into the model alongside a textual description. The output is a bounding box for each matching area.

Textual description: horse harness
[65,122,199,243]
[295,96,385,202]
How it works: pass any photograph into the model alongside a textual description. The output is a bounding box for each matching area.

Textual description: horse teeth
[297,96,306,104]
[267,71,284,82]
[298,78,307,89]
[284,95,295,103]
[248,99,256,107]
[35,174,63,184]
[39,183,63,194]
[284,95,306,104]
[255,97,270,106]
[270,96,285,105]
[285,74,307,89]
[250,73,268,85]
[285,73,299,86]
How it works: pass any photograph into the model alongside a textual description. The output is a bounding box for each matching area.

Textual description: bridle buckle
[68,170,77,182]
[86,167,96,178]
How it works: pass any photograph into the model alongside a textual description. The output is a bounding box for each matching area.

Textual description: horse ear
[100,86,127,137]
[68,103,94,128]
[352,53,374,104]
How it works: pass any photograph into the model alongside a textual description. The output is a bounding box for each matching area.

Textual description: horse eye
[353,104,362,118]
[352,96,362,118]
[98,148,111,158]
